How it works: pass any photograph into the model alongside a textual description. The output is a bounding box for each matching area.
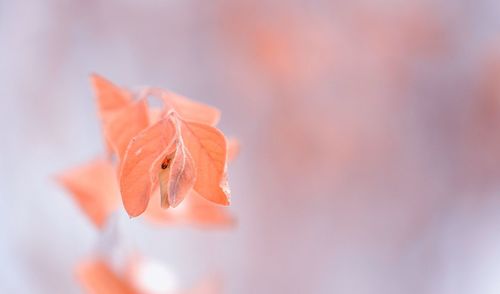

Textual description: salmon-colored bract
[91,74,132,121]
[56,159,119,228]
[181,121,230,205]
[105,99,150,162]
[120,118,177,217]
[60,74,236,220]
[159,141,197,208]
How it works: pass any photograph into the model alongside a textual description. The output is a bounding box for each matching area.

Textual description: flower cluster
[57,74,238,228]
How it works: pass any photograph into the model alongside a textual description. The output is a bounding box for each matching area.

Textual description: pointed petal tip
[89,73,104,84]
[125,206,145,218]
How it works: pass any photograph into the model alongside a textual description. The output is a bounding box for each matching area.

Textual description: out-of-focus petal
[56,159,119,228]
[90,74,133,120]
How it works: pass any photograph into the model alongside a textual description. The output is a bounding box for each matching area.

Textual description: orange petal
[180,121,229,205]
[90,74,132,119]
[120,118,176,217]
[163,92,221,126]
[76,259,137,294]
[104,99,149,162]
[159,142,196,208]
[56,159,119,228]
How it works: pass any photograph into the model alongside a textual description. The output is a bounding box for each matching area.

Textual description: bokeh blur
[2,0,500,293]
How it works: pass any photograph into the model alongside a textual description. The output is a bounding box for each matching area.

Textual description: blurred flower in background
[2,0,500,293]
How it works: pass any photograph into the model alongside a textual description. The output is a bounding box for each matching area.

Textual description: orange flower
[91,75,231,217]
[57,74,237,226]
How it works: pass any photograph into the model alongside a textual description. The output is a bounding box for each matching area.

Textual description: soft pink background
[2,1,500,293]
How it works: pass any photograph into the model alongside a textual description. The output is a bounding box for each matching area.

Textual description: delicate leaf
[181,121,229,205]
[56,159,119,228]
[120,118,176,217]
[105,99,149,161]
[144,137,238,226]
[90,74,132,120]
[91,74,136,156]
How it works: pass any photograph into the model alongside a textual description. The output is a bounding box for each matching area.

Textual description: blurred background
[2,0,500,293]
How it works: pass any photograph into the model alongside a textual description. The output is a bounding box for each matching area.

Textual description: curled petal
[120,118,176,217]
[56,159,119,228]
[159,143,196,208]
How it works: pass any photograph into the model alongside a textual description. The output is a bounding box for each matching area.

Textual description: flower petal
[120,118,176,217]
[56,159,119,228]
[181,121,229,205]
[90,74,132,120]
[105,99,149,162]
[159,143,196,208]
